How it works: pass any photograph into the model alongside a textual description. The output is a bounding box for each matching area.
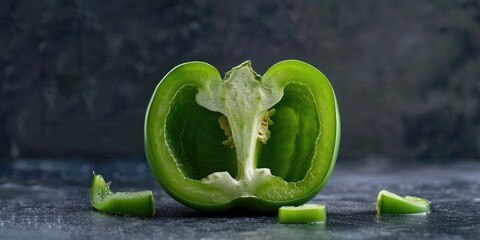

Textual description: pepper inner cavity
[219,108,276,148]
[165,86,238,180]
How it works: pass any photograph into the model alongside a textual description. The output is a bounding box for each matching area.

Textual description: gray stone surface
[1,158,479,239]
[1,0,480,158]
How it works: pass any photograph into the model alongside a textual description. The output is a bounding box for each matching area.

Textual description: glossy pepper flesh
[145,60,340,212]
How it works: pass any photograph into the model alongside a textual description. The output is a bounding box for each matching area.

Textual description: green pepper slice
[145,60,340,212]
[278,204,327,224]
[376,190,431,215]
[90,173,156,217]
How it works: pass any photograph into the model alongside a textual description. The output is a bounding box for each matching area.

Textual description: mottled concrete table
[0,158,479,239]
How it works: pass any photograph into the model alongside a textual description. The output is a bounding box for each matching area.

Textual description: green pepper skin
[145,60,340,212]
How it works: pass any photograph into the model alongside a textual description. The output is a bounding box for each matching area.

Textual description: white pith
[195,61,284,190]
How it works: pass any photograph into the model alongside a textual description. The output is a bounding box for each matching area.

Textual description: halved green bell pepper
[144,60,340,212]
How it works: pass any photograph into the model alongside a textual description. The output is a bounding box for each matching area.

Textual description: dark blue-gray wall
[1,0,480,159]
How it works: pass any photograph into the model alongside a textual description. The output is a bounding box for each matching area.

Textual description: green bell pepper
[144,60,340,212]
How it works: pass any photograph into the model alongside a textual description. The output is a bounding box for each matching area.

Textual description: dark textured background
[1,0,480,159]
